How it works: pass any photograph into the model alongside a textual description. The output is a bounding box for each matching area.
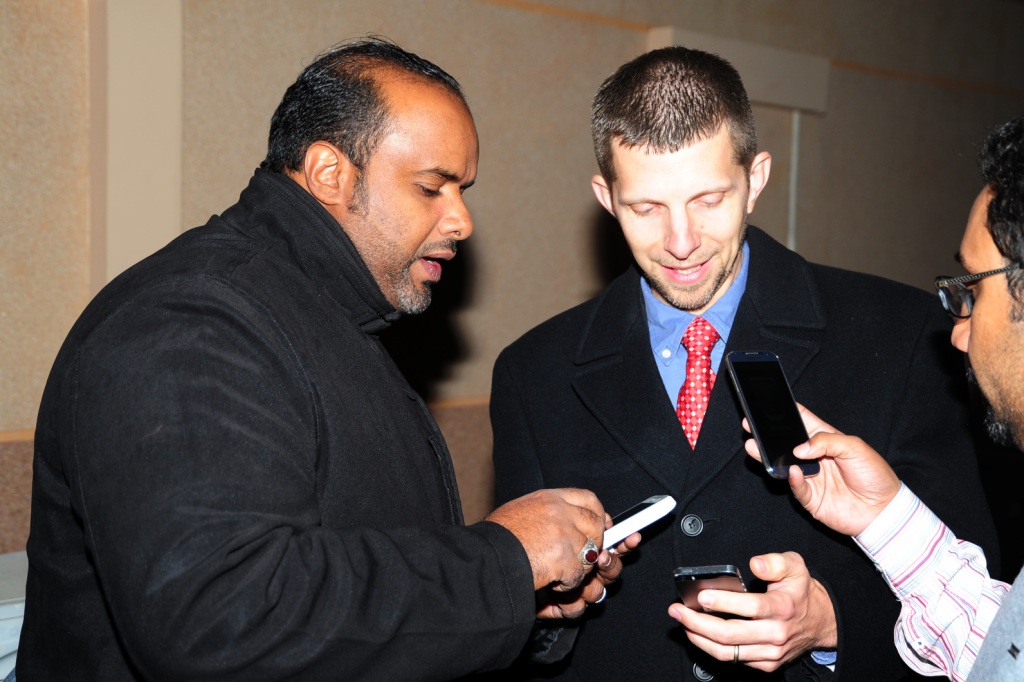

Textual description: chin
[394,285,433,316]
[983,400,1024,451]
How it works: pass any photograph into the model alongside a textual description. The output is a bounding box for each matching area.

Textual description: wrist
[810,579,838,649]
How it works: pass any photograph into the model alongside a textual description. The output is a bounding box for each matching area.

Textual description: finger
[611,532,641,557]
[743,437,762,462]
[684,629,736,660]
[537,596,588,620]
[669,601,758,642]
[581,577,609,603]
[694,589,762,620]
[595,550,623,582]
[749,551,807,584]
[684,632,787,671]
[787,465,813,507]
[548,559,587,592]
[570,507,608,548]
[791,441,817,461]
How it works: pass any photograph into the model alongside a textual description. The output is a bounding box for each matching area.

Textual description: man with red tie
[489,46,999,681]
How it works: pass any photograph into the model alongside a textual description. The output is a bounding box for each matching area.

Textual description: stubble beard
[391,266,433,315]
[967,366,1023,449]
[647,228,747,312]
[384,238,459,316]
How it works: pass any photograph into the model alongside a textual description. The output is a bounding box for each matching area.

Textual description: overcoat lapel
[570,228,828,503]
[571,267,693,500]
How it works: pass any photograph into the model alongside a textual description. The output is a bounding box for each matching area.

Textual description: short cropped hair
[261,36,465,174]
[980,117,1024,305]
[591,46,757,184]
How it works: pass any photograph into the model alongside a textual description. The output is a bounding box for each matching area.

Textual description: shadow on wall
[382,237,474,403]
[590,203,635,296]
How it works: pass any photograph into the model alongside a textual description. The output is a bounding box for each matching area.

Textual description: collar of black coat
[228,168,401,334]
[573,226,827,366]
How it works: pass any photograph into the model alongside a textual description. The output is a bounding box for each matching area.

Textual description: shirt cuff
[854,483,951,597]
[810,649,837,667]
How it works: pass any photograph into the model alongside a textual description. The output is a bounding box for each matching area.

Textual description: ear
[745,151,772,214]
[591,174,616,216]
[297,141,359,209]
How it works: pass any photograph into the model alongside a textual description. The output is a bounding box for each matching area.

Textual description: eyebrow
[419,167,475,190]
[617,185,732,205]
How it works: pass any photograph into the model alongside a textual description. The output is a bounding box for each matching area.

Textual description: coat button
[681,514,704,536]
[692,662,714,680]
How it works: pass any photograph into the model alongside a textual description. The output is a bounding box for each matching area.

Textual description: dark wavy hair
[591,46,758,184]
[980,117,1024,304]
[261,36,464,174]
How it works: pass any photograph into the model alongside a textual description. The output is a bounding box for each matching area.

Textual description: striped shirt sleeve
[854,483,1010,682]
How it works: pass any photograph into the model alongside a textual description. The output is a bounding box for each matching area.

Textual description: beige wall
[1,0,92,431]
[4,0,1024,431]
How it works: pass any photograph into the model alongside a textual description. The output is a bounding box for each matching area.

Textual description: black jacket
[491,227,999,681]
[20,169,535,681]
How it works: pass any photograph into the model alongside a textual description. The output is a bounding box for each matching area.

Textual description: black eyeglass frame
[934,263,1023,319]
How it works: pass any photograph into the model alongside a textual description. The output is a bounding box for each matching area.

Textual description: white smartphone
[603,494,677,549]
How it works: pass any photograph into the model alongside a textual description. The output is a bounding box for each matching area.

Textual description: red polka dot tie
[676,317,720,448]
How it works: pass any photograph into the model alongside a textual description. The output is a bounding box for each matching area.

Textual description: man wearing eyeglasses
[746,116,1024,681]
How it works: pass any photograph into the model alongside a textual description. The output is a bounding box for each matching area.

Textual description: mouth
[416,250,455,283]
[662,258,711,286]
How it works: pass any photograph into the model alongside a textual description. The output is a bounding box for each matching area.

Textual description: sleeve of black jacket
[38,280,536,681]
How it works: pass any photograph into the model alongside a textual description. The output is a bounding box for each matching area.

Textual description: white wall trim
[104,0,183,282]
[647,27,829,113]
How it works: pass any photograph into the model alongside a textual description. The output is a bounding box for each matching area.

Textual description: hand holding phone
[603,494,676,549]
[725,351,820,479]
[673,564,747,612]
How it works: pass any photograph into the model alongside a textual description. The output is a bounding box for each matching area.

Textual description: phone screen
[726,351,820,479]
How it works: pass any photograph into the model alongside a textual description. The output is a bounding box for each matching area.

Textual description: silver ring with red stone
[578,537,599,566]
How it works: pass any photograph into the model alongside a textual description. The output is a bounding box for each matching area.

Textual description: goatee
[967,366,1019,448]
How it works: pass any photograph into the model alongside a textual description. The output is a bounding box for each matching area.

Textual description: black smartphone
[725,350,820,479]
[673,564,746,611]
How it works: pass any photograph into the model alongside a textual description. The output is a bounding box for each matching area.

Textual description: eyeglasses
[934,264,1022,319]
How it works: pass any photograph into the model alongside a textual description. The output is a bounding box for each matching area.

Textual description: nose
[664,210,700,260]
[950,317,970,353]
[441,194,474,241]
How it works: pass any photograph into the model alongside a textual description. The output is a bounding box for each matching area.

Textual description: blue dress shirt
[643,242,749,407]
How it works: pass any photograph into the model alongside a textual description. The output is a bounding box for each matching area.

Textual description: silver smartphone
[673,564,747,611]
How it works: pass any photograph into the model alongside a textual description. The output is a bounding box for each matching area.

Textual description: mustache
[416,238,459,259]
